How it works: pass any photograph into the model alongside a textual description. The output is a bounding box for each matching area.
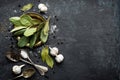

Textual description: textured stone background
[0,0,120,80]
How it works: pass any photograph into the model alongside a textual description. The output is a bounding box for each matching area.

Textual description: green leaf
[41,46,49,62]
[37,22,45,31]
[29,32,38,48]
[40,32,48,43]
[18,36,29,47]
[14,29,26,36]
[46,55,54,68]
[43,17,50,35]
[21,3,33,11]
[41,46,54,68]
[20,14,33,27]
[10,17,20,20]
[24,27,37,37]
[9,17,23,26]
[40,17,50,43]
[10,26,26,32]
[32,19,41,25]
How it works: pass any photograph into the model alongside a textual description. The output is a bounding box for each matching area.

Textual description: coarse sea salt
[50,25,58,34]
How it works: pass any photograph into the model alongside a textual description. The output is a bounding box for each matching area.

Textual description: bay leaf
[43,17,50,35]
[37,22,45,31]
[10,26,26,32]
[29,32,38,48]
[14,29,26,36]
[46,55,54,68]
[20,14,33,27]
[41,46,54,68]
[24,27,37,37]
[40,32,48,43]
[32,19,41,25]
[40,17,50,43]
[21,3,33,11]
[41,46,49,62]
[9,17,23,26]
[18,36,29,47]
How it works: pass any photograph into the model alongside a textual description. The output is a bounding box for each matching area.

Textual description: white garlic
[12,64,25,74]
[55,54,64,63]
[38,3,48,12]
[20,49,28,59]
[40,7,48,12]
[49,47,59,56]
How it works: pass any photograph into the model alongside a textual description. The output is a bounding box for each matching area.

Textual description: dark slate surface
[0,0,120,80]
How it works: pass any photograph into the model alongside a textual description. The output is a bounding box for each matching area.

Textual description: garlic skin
[49,47,59,56]
[12,64,25,74]
[55,54,64,63]
[20,50,28,59]
[38,3,48,12]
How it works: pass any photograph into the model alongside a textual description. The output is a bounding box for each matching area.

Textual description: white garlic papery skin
[55,54,64,63]
[12,64,25,74]
[20,49,28,59]
[38,3,48,12]
[49,47,59,56]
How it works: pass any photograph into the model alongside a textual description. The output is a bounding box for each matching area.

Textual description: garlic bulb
[49,47,59,56]
[12,64,25,74]
[55,54,64,63]
[38,3,48,12]
[20,49,28,59]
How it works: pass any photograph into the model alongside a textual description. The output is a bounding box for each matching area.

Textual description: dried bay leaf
[41,46,49,62]
[43,17,50,35]
[41,46,54,68]
[29,32,39,48]
[46,55,54,68]
[32,19,41,25]
[9,17,23,26]
[21,3,33,12]
[10,26,26,32]
[24,27,37,37]
[14,29,26,36]
[37,22,45,31]
[20,14,33,27]
[40,33,48,43]
[40,17,50,43]
[18,36,29,47]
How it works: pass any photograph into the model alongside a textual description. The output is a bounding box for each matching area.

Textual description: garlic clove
[40,7,48,12]
[52,47,59,53]
[50,50,57,56]
[12,64,25,74]
[49,47,59,56]
[38,3,48,12]
[20,49,28,59]
[38,3,45,9]
[55,54,64,63]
